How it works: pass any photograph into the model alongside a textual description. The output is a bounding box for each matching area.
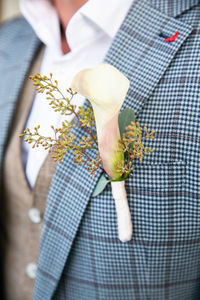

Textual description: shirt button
[26,262,37,279]
[28,208,41,223]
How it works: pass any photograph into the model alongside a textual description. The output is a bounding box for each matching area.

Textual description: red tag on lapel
[164,31,179,42]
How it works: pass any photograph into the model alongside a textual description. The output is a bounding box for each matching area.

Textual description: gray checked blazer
[0,0,200,299]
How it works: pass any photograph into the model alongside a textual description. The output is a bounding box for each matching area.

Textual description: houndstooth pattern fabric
[0,0,200,299]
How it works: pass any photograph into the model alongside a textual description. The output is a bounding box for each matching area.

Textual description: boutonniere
[20,63,156,242]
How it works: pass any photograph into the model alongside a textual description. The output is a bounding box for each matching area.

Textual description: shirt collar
[20,0,61,54]
[20,0,133,56]
[80,0,133,39]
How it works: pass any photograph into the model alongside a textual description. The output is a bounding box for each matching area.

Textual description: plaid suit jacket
[0,0,200,299]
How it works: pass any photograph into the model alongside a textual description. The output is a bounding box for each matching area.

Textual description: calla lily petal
[71,63,130,179]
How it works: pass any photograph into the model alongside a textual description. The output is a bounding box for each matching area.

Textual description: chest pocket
[126,160,187,241]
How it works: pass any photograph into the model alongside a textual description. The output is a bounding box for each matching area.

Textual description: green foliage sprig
[19,73,156,178]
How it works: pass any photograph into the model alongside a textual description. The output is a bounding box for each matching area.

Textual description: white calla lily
[71,63,132,242]
[71,63,130,180]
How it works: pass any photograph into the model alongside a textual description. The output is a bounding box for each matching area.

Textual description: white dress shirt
[19,0,133,188]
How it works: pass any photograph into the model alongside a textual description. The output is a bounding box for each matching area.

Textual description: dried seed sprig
[20,73,156,178]
[116,121,156,179]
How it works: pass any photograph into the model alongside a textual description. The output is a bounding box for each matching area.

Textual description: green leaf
[92,174,109,197]
[118,108,135,138]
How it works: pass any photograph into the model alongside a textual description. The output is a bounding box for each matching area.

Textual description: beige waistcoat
[3,47,57,300]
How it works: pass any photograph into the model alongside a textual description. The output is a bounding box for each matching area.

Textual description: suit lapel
[104,0,193,117]
[34,0,194,298]
[0,21,41,173]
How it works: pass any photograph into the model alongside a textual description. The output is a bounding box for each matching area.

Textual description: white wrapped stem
[111,181,133,242]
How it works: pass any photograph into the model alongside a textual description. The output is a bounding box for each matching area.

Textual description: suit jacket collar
[104,0,193,118]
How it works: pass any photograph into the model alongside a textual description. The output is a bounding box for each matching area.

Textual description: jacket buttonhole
[158,32,168,39]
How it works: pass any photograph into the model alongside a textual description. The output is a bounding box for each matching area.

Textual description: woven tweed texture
[0,0,200,299]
